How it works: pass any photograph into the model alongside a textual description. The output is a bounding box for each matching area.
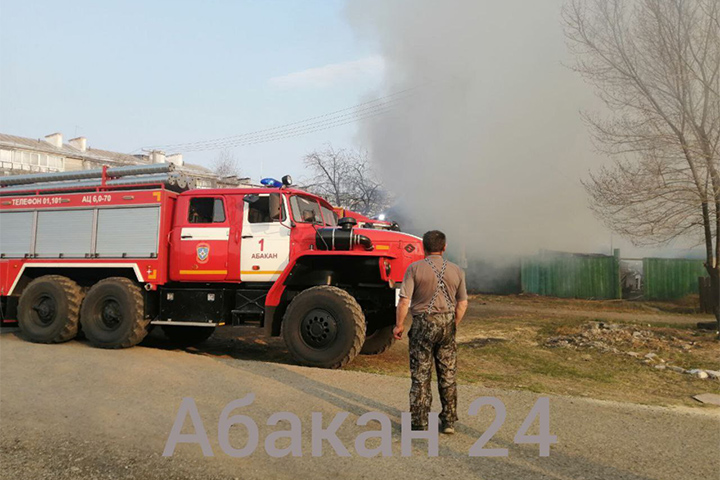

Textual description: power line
[178,100,405,152]
[141,86,422,153]
[173,98,400,151]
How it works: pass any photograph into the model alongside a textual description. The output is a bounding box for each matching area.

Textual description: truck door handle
[181,235,192,239]
[242,235,253,239]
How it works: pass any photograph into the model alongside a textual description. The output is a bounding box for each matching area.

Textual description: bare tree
[212,149,242,178]
[348,151,386,215]
[303,145,389,216]
[303,146,349,207]
[563,0,720,329]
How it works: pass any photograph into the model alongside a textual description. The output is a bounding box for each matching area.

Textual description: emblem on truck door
[196,243,210,264]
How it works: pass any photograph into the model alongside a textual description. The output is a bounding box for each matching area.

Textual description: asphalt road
[1,329,718,480]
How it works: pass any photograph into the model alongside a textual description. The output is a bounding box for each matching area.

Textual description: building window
[10,150,64,172]
[46,154,62,168]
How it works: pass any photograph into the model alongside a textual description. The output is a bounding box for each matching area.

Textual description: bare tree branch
[212,149,242,178]
[564,0,720,327]
[302,145,390,216]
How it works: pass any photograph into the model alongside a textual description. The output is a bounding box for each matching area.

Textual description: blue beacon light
[260,178,283,188]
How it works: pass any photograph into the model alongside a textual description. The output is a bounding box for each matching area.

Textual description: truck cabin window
[188,197,226,224]
[320,206,338,226]
[290,195,324,224]
[247,193,284,223]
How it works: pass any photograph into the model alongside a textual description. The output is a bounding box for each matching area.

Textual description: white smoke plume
[347,0,617,259]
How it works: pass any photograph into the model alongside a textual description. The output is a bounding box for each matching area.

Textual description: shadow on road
[140,325,294,365]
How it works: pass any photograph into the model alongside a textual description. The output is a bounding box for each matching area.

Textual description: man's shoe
[441,422,455,435]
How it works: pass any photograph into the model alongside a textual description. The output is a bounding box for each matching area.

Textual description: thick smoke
[347,0,615,260]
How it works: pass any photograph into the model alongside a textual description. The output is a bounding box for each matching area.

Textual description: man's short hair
[423,230,446,253]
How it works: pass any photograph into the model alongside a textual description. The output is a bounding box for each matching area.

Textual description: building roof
[0,131,249,186]
[0,133,77,156]
[179,162,213,174]
[0,133,142,165]
[84,147,141,164]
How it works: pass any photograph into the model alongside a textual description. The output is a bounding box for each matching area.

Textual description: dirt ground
[3,332,718,480]
[2,295,719,479]
[145,295,720,409]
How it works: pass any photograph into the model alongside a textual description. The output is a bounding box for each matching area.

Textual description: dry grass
[472,293,710,315]
[154,295,719,408]
[346,297,720,408]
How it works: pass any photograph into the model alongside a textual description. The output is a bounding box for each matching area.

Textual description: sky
[0,0,381,180]
[0,0,704,258]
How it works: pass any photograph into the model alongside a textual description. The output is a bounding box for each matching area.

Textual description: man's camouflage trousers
[408,312,458,428]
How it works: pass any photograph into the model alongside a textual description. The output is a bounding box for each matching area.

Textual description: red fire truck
[0,165,424,368]
[332,207,398,231]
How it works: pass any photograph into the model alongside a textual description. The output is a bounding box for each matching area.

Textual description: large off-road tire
[162,325,215,346]
[80,277,149,349]
[282,286,365,369]
[361,324,396,355]
[17,275,83,343]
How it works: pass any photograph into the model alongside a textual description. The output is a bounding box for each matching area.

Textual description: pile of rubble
[544,321,720,381]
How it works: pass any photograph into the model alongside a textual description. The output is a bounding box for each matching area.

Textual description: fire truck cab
[0,168,424,368]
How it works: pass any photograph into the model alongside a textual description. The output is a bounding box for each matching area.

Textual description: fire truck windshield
[320,205,338,226]
[290,195,335,226]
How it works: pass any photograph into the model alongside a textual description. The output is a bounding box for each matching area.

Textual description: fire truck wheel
[162,326,215,346]
[282,286,365,369]
[360,324,396,355]
[17,275,83,343]
[80,277,149,349]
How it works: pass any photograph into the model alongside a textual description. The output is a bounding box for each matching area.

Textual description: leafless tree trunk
[303,145,389,216]
[563,0,720,331]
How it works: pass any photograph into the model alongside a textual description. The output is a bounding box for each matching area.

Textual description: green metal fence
[643,258,707,300]
[521,249,621,299]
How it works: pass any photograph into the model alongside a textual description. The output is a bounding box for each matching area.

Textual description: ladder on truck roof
[0,163,196,196]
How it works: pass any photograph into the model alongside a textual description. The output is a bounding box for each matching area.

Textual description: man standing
[394,230,468,434]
